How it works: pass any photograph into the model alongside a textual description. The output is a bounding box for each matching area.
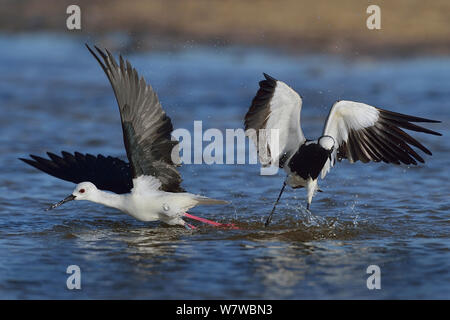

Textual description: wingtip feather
[263,73,277,81]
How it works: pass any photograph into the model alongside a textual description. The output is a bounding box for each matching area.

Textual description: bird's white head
[46,182,98,211]
[319,135,335,151]
[72,182,98,201]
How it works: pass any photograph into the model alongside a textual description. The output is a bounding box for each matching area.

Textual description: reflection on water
[0,33,449,299]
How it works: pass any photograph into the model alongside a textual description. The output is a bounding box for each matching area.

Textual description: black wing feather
[244,73,277,133]
[20,152,133,194]
[86,44,184,193]
[335,107,441,165]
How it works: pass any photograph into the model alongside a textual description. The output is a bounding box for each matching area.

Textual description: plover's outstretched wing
[87,45,184,193]
[245,73,305,168]
[321,100,441,178]
[20,152,133,194]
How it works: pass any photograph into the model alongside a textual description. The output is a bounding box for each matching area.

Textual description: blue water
[0,33,449,299]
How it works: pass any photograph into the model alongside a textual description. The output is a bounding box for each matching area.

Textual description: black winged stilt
[20,45,232,229]
[245,73,441,226]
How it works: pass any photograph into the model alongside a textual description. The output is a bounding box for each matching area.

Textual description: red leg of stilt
[184,213,222,226]
[183,213,238,229]
[185,222,197,230]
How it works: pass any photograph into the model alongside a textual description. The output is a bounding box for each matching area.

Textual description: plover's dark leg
[265,180,287,227]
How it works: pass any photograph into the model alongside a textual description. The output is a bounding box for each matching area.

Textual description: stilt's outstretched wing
[86,45,184,193]
[20,152,133,194]
[321,100,441,178]
[245,73,305,168]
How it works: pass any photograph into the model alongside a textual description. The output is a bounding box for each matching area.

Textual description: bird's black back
[288,143,331,180]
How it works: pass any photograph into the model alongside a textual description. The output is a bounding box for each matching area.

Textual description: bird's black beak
[45,194,76,211]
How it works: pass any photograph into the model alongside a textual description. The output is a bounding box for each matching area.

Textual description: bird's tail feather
[194,196,229,205]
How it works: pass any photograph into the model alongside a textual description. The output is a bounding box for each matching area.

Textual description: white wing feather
[245,74,305,167]
[266,81,305,165]
[131,175,162,194]
[321,100,380,178]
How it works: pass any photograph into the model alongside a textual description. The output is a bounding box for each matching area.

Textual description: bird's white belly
[126,192,195,225]
[127,196,167,222]
[286,174,308,188]
[284,165,307,188]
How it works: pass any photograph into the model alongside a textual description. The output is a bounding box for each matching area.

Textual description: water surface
[0,34,449,299]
